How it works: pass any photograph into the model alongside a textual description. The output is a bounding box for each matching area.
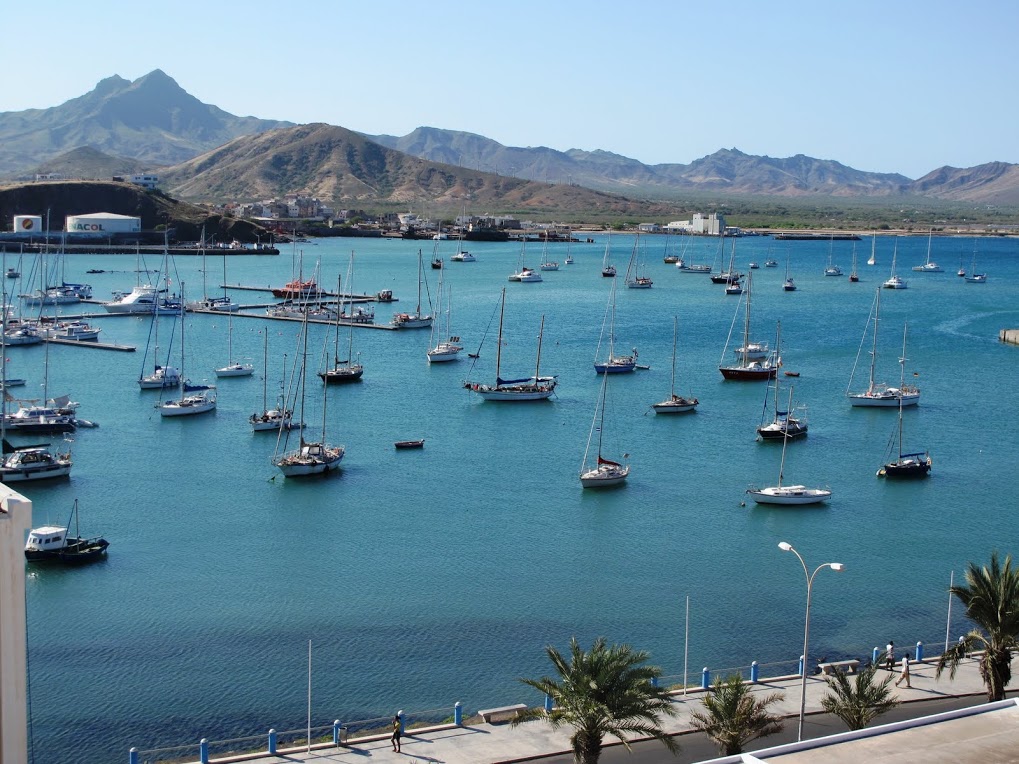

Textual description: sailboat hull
[747,486,831,505]
[580,464,630,488]
[720,365,776,381]
[159,395,216,417]
[469,381,556,401]
[848,390,920,407]
[878,456,931,478]
[318,366,364,383]
[652,397,698,414]
[215,364,254,377]
[274,443,344,476]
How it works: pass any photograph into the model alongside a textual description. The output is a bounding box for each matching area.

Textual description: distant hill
[0,70,291,176]
[33,146,157,179]
[911,162,1019,205]
[159,123,671,216]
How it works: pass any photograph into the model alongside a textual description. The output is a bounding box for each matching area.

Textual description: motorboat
[0,446,72,483]
[41,320,101,342]
[24,500,108,563]
[104,284,181,314]
[271,278,322,299]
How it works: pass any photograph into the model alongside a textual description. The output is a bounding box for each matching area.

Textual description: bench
[478,703,529,723]
[818,659,861,675]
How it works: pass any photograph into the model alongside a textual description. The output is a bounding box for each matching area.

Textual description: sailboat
[214,311,254,377]
[652,316,698,414]
[464,288,557,401]
[867,233,877,266]
[24,499,108,563]
[594,277,637,374]
[426,269,462,363]
[391,250,434,328]
[449,208,476,262]
[711,238,741,284]
[719,272,777,381]
[138,298,181,389]
[158,285,217,417]
[882,237,907,289]
[824,235,843,276]
[601,235,616,277]
[250,328,297,432]
[580,372,629,488]
[782,255,796,291]
[964,245,987,283]
[756,324,807,440]
[624,235,652,288]
[509,239,542,282]
[539,233,559,271]
[877,349,932,478]
[273,312,344,476]
[849,244,860,282]
[912,229,943,272]
[747,387,830,505]
[847,290,920,407]
[319,260,365,383]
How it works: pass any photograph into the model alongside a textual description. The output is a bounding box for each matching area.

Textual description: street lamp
[778,541,844,742]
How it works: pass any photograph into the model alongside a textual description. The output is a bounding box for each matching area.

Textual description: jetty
[1000,329,1019,345]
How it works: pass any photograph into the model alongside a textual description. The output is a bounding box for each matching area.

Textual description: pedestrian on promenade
[895,656,911,688]
[885,640,895,671]
[391,713,401,753]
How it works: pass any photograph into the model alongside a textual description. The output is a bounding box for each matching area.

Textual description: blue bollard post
[200,738,209,764]
[798,655,805,677]
[544,694,553,712]
[398,710,405,735]
[129,748,139,764]
[333,721,341,746]
[269,729,277,754]
[750,661,759,683]
[650,676,659,688]
[872,646,880,665]
[454,702,463,726]
[916,642,924,661]
[701,667,710,689]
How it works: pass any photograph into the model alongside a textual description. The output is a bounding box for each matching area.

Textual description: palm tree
[513,637,679,764]
[936,551,1019,701]
[820,664,898,730]
[690,673,784,756]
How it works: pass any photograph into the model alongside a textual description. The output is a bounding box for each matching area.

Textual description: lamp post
[778,541,844,742]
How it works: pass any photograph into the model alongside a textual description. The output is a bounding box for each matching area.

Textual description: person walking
[885,640,895,671]
[391,713,402,753]
[894,655,911,688]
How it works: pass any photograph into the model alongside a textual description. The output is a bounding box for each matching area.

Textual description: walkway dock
[139,655,1014,764]
[1000,328,1019,345]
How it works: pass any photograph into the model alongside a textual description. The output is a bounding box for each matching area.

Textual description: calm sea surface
[12,232,1019,762]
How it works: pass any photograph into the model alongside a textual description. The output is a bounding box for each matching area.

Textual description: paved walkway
[200,656,1001,764]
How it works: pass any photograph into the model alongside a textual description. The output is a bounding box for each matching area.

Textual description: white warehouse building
[65,212,142,235]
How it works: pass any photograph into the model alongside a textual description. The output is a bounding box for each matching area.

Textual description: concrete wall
[0,487,30,764]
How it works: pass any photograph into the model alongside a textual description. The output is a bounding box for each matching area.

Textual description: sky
[5,0,1017,179]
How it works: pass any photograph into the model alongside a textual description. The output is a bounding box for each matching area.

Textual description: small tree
[820,664,898,730]
[690,674,783,756]
[936,552,1019,701]
[513,637,679,764]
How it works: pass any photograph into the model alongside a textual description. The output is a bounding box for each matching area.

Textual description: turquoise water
[14,232,1019,762]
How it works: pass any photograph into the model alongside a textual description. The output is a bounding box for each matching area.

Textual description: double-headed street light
[778,541,844,742]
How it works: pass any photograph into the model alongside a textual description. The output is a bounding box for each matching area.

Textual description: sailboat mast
[346,255,355,363]
[494,288,506,382]
[597,373,608,459]
[533,315,546,382]
[777,387,794,488]
[332,274,342,365]
[743,272,752,355]
[669,316,678,397]
[262,328,269,411]
[416,249,423,315]
[868,289,881,394]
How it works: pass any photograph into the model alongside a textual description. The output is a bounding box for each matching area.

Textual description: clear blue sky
[5,0,1016,179]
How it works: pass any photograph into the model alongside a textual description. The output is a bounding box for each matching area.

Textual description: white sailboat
[964,246,987,283]
[747,387,830,506]
[539,233,559,271]
[158,285,217,417]
[782,254,796,291]
[320,258,365,383]
[509,239,542,282]
[847,289,920,407]
[652,316,698,414]
[138,299,180,389]
[214,311,254,377]
[601,234,616,277]
[882,237,907,289]
[250,327,298,432]
[912,229,943,272]
[426,269,462,363]
[867,232,877,266]
[823,235,843,276]
[273,313,344,476]
[580,372,629,488]
[391,250,433,328]
[624,234,653,288]
[594,277,637,374]
[464,288,557,401]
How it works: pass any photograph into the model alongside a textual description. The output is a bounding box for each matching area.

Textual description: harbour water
[13,232,1019,762]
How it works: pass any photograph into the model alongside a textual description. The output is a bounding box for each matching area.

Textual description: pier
[1000,329,1019,345]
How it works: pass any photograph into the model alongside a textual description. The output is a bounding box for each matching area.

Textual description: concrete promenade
[183,655,1012,764]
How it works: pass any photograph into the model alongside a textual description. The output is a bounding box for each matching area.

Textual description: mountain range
[2,71,1018,209]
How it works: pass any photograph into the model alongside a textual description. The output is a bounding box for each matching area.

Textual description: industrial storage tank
[64,212,142,235]
[13,215,43,233]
